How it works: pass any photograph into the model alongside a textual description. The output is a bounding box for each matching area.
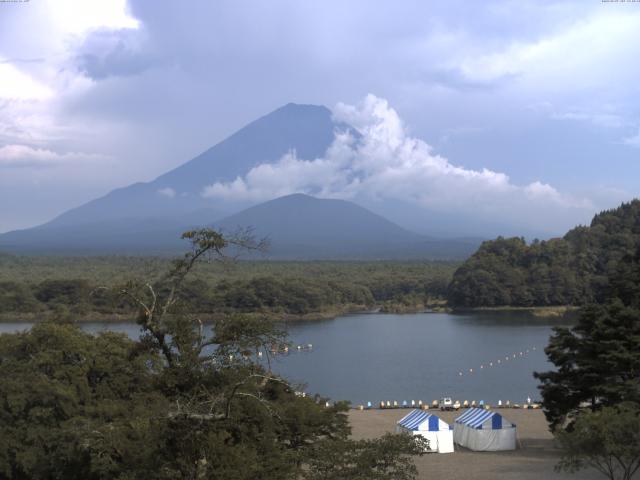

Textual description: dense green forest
[534,246,640,479]
[0,256,456,320]
[0,230,425,479]
[448,200,640,308]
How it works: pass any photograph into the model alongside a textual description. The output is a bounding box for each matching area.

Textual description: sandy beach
[349,408,607,480]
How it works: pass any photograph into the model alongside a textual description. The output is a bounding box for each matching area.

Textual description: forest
[448,200,640,308]
[0,229,426,479]
[0,256,456,320]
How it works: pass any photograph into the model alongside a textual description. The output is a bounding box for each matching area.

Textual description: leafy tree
[448,200,640,308]
[555,403,640,480]
[535,247,640,479]
[304,434,427,480]
[0,229,424,479]
[0,282,39,313]
[0,322,166,479]
[534,301,640,429]
[534,248,640,430]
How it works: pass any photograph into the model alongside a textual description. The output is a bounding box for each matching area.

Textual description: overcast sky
[0,0,639,233]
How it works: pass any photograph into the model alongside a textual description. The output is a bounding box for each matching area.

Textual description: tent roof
[397,409,449,431]
[455,408,514,429]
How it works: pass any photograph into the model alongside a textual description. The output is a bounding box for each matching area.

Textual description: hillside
[447,200,640,307]
[51,103,343,227]
[0,103,345,253]
[0,191,480,258]
[215,193,480,259]
[0,102,480,258]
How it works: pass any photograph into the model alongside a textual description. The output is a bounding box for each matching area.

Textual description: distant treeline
[0,259,456,318]
[448,200,640,307]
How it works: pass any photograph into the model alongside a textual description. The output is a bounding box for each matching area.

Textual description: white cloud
[0,63,53,100]
[456,10,640,93]
[552,111,629,129]
[0,144,106,168]
[623,129,640,148]
[157,187,176,198]
[524,181,589,208]
[202,95,592,225]
[47,0,139,34]
[1,1,637,233]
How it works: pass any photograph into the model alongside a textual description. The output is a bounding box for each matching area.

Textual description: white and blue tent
[453,408,516,451]
[395,409,454,453]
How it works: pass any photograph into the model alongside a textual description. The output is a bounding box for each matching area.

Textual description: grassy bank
[0,303,427,324]
[451,305,578,317]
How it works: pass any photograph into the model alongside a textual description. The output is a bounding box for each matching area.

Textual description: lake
[0,311,570,406]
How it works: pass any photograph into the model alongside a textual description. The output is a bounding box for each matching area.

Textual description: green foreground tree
[0,229,424,480]
[304,434,427,480]
[535,248,640,479]
[555,404,640,480]
[534,248,640,430]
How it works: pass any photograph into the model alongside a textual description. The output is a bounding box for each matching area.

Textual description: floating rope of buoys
[268,343,314,356]
[456,346,541,377]
[357,396,542,411]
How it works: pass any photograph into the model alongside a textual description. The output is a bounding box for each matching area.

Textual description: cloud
[75,28,156,80]
[0,144,107,168]
[46,0,139,35]
[202,95,592,229]
[454,9,640,93]
[0,63,53,100]
[157,187,176,198]
[623,129,640,148]
[552,111,629,129]
[0,0,638,232]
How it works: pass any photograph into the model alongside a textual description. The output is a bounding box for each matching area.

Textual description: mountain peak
[278,102,331,113]
[149,102,338,193]
[19,103,343,231]
[265,192,321,203]
[0,103,478,258]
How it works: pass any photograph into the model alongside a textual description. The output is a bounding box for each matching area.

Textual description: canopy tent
[395,409,454,453]
[453,408,517,451]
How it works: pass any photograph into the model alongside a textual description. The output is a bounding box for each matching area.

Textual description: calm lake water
[0,311,571,405]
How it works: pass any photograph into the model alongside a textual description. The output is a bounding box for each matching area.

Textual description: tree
[304,434,427,480]
[448,200,640,308]
[0,322,166,479]
[534,248,640,430]
[0,228,424,479]
[555,403,640,480]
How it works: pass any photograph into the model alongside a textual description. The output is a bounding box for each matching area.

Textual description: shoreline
[450,305,578,317]
[0,304,578,323]
[0,305,375,324]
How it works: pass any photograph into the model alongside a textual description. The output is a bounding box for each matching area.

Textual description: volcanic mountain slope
[0,103,342,253]
[0,103,480,258]
[214,194,480,260]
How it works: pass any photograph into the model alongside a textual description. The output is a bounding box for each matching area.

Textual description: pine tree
[535,248,640,430]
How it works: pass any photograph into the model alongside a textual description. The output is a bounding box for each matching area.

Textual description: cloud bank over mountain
[0,1,639,232]
[203,95,593,234]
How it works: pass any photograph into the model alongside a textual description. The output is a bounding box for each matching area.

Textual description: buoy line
[457,346,538,377]
[347,398,542,411]
[268,343,314,356]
